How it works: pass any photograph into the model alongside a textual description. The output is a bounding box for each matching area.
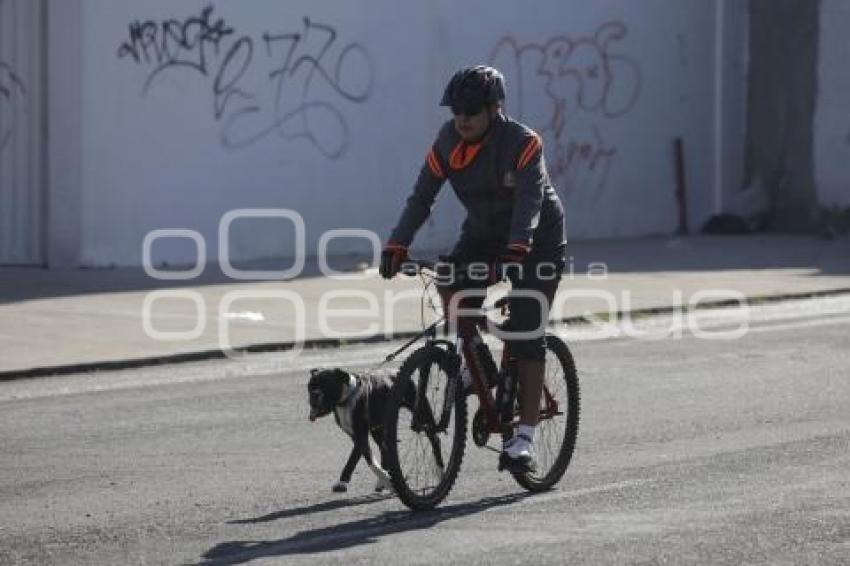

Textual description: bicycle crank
[472,409,490,447]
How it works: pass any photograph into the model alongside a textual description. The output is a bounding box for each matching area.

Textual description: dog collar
[337,374,361,406]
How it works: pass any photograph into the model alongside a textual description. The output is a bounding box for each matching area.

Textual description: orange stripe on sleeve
[426,148,445,178]
[517,135,542,170]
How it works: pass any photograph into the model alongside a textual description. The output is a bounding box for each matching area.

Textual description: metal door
[0,0,44,265]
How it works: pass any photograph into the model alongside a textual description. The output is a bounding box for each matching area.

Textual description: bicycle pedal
[498,452,535,474]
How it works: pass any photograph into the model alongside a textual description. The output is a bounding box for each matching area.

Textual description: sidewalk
[2,235,849,379]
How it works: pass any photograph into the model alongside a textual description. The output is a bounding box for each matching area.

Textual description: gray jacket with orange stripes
[389,113,566,259]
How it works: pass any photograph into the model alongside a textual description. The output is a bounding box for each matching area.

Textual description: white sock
[517,424,535,443]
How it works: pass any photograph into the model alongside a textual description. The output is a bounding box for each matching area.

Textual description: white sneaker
[499,433,536,473]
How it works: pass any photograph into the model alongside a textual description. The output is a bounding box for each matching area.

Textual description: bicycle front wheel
[383,345,467,510]
[511,333,580,492]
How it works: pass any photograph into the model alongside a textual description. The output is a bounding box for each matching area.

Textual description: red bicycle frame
[439,287,561,436]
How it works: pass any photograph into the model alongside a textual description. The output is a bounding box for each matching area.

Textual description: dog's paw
[332,481,349,493]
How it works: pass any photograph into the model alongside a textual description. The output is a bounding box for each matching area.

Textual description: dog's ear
[308,368,323,390]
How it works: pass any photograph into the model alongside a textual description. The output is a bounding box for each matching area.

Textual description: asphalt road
[1,302,848,565]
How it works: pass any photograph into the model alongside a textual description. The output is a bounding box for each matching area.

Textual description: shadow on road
[198,492,531,565]
[227,492,393,524]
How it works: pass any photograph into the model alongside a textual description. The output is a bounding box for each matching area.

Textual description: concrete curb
[3,287,850,382]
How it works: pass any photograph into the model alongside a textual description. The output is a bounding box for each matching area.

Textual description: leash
[367,271,443,374]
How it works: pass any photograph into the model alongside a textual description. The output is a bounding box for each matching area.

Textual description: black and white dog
[307,368,398,493]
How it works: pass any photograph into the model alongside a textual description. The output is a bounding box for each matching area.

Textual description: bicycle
[380,258,581,510]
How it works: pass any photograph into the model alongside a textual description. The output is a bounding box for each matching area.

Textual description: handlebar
[400,258,513,286]
[400,258,437,276]
[401,258,512,315]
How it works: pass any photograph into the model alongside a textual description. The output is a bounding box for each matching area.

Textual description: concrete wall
[715,0,750,219]
[815,0,850,209]
[47,0,740,267]
[47,0,84,268]
[743,0,820,232]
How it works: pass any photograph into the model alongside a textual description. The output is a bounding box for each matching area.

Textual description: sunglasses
[450,104,486,117]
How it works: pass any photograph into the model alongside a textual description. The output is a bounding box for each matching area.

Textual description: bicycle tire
[383,345,467,510]
[511,334,580,492]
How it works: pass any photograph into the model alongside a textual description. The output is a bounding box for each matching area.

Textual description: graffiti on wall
[0,61,26,153]
[490,21,641,196]
[118,5,374,159]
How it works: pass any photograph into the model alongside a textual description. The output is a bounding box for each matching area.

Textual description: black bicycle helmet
[440,65,506,108]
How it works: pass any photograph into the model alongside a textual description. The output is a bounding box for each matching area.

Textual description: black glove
[379,242,408,279]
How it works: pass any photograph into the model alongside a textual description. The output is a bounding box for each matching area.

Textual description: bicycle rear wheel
[383,345,467,510]
[511,334,580,492]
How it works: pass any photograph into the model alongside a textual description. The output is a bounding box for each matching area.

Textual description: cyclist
[379,65,567,473]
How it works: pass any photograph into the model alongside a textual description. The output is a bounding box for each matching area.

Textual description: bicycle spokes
[539,385,562,420]
[411,360,458,435]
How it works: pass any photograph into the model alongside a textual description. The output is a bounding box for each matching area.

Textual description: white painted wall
[48,0,741,267]
[0,0,44,265]
[815,0,850,209]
